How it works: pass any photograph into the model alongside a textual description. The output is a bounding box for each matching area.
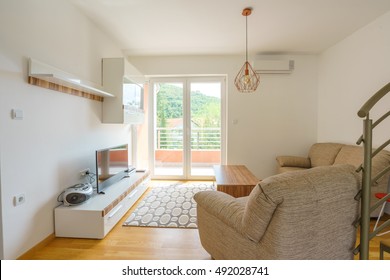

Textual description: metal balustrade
[355,82,390,260]
[156,127,221,150]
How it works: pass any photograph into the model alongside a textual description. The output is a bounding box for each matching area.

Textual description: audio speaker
[62,183,93,206]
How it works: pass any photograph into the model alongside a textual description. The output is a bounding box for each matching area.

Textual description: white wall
[318,11,390,147]
[129,54,319,179]
[0,147,3,260]
[3,0,386,260]
[0,0,129,259]
[318,11,390,214]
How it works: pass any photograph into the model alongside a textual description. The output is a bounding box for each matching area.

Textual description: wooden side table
[213,165,259,198]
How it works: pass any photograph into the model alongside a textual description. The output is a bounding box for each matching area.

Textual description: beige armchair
[194,164,360,260]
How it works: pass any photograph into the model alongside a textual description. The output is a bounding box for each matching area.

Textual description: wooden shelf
[28,58,114,101]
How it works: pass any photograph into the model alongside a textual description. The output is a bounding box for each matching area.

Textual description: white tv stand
[54,170,149,239]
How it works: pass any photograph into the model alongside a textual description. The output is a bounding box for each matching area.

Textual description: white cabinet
[102,57,145,124]
[54,171,149,239]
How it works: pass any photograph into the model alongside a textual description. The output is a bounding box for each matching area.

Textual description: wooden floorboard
[354,213,390,260]
[20,181,390,260]
[20,181,211,260]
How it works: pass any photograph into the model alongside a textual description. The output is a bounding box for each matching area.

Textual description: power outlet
[80,168,90,177]
[14,194,26,206]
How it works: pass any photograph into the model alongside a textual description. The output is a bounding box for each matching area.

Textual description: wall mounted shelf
[28,58,114,101]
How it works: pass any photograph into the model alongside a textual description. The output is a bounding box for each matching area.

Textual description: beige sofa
[194,164,360,259]
[276,143,390,216]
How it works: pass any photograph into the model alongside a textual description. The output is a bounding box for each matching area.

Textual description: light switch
[12,109,23,120]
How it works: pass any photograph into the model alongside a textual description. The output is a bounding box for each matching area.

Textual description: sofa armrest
[194,191,246,234]
[276,156,311,168]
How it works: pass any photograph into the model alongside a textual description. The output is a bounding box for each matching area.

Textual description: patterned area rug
[123,182,214,228]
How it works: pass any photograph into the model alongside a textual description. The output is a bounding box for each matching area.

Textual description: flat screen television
[95,144,132,194]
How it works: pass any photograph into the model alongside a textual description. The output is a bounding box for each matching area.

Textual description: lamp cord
[245,14,248,63]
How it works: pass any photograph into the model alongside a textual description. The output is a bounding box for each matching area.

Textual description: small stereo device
[62,183,93,206]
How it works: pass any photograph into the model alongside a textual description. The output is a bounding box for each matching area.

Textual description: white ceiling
[68,0,390,56]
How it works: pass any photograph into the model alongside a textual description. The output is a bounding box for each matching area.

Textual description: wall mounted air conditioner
[254,60,294,74]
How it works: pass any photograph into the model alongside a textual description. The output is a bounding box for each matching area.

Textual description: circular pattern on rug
[123,182,214,228]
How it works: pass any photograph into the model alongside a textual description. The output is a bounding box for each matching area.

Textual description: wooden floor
[354,214,390,260]
[20,181,390,260]
[20,181,211,260]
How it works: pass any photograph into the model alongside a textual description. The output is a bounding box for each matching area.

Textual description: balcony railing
[156,127,221,150]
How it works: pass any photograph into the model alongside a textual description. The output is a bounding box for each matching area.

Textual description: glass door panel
[153,82,184,177]
[150,77,225,180]
[189,82,222,177]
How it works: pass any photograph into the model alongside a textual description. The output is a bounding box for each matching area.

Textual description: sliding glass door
[189,81,222,177]
[153,81,185,177]
[150,77,226,180]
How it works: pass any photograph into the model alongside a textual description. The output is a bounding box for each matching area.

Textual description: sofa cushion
[277,166,309,174]
[334,146,390,181]
[241,184,278,242]
[371,149,390,189]
[276,156,311,168]
[242,164,360,255]
[334,146,390,216]
[334,145,363,167]
[308,143,344,167]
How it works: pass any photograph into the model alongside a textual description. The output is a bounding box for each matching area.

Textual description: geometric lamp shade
[234,61,260,93]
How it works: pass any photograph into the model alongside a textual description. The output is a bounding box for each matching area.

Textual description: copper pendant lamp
[234,8,260,93]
